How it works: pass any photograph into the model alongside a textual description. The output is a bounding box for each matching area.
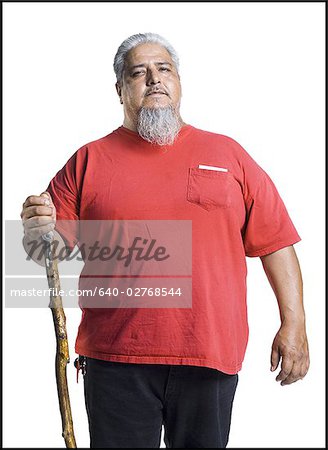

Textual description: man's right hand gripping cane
[21,192,65,264]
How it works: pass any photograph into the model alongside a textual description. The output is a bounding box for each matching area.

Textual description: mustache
[145,88,169,96]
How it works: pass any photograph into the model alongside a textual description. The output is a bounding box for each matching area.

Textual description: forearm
[260,245,305,325]
[260,245,309,384]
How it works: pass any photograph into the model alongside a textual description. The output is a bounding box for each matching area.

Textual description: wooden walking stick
[42,231,77,448]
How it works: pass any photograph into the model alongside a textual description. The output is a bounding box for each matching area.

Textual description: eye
[159,67,170,72]
[132,71,145,77]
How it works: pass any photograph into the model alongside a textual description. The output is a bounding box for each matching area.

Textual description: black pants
[83,357,238,448]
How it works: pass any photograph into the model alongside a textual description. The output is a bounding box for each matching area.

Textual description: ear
[116,82,123,104]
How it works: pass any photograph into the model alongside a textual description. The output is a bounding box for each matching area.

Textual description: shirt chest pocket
[187,168,232,211]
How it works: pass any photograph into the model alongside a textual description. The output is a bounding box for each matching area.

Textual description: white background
[3,2,325,448]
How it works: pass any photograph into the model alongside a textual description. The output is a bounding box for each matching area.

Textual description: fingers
[279,361,302,386]
[275,357,293,384]
[21,192,54,211]
[40,191,54,206]
[24,216,55,228]
[21,196,46,216]
[24,222,56,241]
[275,355,310,386]
[23,216,56,240]
[300,359,310,380]
[21,193,55,218]
[21,205,53,220]
[270,347,280,372]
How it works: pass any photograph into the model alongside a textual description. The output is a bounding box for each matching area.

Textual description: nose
[146,68,160,86]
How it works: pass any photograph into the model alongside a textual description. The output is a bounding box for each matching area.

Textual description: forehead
[125,43,173,67]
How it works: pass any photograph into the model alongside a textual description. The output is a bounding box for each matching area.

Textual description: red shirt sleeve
[45,146,87,251]
[243,170,301,257]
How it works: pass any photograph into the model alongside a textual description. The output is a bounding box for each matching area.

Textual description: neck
[123,117,137,132]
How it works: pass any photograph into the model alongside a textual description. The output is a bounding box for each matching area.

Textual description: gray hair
[113,32,179,83]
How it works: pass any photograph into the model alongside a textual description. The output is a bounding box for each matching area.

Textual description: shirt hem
[245,235,301,258]
[75,347,241,375]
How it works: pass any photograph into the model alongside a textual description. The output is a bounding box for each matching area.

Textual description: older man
[21,33,309,448]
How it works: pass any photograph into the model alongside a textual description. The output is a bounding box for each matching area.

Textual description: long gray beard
[137,106,181,146]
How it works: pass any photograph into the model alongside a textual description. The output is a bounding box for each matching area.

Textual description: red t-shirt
[47,125,301,374]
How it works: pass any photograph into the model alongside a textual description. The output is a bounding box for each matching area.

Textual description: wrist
[281,312,306,327]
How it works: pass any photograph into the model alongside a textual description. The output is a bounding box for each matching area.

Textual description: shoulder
[78,129,119,152]
[190,126,256,161]
[69,128,122,164]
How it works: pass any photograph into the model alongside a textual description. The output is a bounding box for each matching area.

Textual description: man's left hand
[270,321,310,386]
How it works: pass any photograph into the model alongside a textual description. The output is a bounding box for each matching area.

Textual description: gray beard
[137,106,181,146]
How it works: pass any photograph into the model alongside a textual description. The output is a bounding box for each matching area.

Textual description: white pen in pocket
[198,164,228,172]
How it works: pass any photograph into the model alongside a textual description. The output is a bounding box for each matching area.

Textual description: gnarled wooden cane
[43,232,77,448]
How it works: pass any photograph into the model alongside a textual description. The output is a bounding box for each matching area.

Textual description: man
[21,33,309,448]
